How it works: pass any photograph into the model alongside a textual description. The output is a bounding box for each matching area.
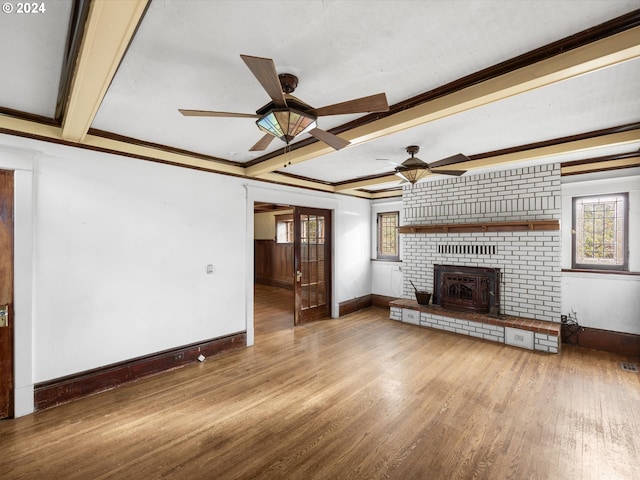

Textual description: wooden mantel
[398,219,559,234]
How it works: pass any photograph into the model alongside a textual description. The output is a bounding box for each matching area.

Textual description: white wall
[335,195,372,303]
[370,199,403,298]
[33,146,248,382]
[1,133,372,416]
[561,171,640,334]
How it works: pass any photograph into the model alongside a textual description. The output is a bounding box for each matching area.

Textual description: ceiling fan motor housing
[278,73,298,94]
[402,145,429,168]
[406,145,420,156]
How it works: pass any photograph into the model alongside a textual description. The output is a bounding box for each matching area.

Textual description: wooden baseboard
[339,294,398,316]
[255,277,294,290]
[34,332,246,411]
[339,295,372,316]
[372,294,397,309]
[563,326,640,357]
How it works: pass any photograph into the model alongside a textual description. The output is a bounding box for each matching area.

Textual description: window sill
[562,269,640,276]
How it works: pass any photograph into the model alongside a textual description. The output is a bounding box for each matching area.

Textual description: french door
[0,169,14,418]
[293,207,331,325]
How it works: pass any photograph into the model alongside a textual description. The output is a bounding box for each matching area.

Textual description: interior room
[0,1,639,478]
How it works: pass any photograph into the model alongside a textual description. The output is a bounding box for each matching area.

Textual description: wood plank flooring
[1,284,639,479]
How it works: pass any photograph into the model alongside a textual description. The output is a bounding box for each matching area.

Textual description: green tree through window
[573,193,628,270]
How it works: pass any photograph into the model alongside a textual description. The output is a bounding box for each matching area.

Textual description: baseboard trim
[34,332,246,411]
[339,295,372,316]
[339,294,398,316]
[372,294,397,309]
[255,277,294,290]
[563,326,640,357]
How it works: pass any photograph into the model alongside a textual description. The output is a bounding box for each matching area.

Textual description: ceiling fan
[392,146,469,184]
[179,54,390,152]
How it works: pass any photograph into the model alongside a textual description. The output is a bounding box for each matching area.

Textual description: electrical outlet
[173,352,184,361]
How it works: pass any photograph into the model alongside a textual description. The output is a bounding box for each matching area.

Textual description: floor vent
[620,362,638,373]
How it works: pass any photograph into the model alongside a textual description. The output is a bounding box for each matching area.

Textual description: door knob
[296,271,302,282]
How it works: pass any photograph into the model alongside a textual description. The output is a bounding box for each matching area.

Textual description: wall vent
[621,362,638,373]
[437,244,497,255]
[402,309,420,326]
[505,327,534,350]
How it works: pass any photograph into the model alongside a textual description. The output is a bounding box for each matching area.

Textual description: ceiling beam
[561,155,640,175]
[245,25,640,178]
[251,173,336,193]
[81,132,246,175]
[458,129,640,170]
[335,129,640,191]
[246,173,381,198]
[61,0,149,142]
[368,190,403,199]
[0,116,63,140]
[0,115,245,176]
[334,175,400,192]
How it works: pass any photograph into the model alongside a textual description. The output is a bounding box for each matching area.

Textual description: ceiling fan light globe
[256,108,317,143]
[395,170,410,183]
[395,165,429,184]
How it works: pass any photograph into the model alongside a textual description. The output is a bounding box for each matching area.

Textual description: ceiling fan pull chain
[283,143,292,168]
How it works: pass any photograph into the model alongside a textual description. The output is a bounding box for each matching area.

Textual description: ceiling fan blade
[431,169,467,176]
[179,109,259,118]
[308,93,389,117]
[428,153,470,168]
[376,158,402,169]
[394,172,409,184]
[249,133,275,151]
[240,54,287,108]
[309,128,350,150]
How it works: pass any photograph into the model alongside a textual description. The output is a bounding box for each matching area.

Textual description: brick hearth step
[389,298,561,353]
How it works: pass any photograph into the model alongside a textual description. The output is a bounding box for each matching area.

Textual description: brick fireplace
[401,163,561,322]
[393,163,562,352]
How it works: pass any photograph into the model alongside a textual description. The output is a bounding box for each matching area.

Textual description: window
[572,193,628,270]
[301,215,324,244]
[276,214,294,243]
[377,211,399,261]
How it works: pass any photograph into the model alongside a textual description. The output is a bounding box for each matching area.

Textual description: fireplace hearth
[434,265,500,315]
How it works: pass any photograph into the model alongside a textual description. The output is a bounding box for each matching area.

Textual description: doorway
[253,203,332,337]
[0,169,14,419]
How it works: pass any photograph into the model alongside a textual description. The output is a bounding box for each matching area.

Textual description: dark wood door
[0,170,14,419]
[293,207,331,325]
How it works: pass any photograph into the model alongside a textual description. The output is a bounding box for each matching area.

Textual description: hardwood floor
[1,284,639,479]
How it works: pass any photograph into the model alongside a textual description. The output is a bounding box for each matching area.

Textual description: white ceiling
[0,1,72,117]
[1,0,639,196]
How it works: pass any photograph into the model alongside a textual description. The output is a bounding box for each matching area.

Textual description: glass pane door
[294,208,331,324]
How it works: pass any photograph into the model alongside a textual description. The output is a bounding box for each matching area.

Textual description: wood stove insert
[433,265,500,315]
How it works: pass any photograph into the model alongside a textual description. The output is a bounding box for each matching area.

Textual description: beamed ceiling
[1,0,639,199]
